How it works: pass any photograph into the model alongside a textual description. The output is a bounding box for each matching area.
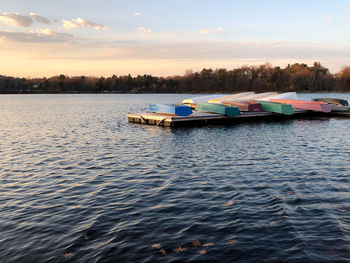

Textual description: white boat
[182,94,227,106]
[224,92,278,102]
[208,92,255,103]
[260,92,298,101]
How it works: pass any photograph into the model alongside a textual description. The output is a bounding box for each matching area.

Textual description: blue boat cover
[149,104,193,116]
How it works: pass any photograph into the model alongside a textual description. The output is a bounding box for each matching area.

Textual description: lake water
[1,93,350,262]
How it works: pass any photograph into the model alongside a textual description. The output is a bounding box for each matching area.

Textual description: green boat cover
[259,101,294,115]
[196,103,241,117]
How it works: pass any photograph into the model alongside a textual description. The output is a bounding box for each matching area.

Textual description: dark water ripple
[1,94,350,262]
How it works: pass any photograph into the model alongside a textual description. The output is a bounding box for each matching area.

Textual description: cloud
[62,18,108,30]
[134,12,141,16]
[0,12,51,27]
[137,27,151,34]
[0,30,74,43]
[200,28,224,35]
[325,14,332,22]
[100,41,350,62]
[0,12,33,27]
[340,16,348,23]
[1,39,349,77]
[30,13,50,24]
[200,29,214,35]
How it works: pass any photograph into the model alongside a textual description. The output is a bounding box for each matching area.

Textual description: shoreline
[1,91,350,95]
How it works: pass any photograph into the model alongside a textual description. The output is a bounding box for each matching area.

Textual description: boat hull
[260,92,298,101]
[257,101,294,115]
[221,101,263,112]
[196,103,240,117]
[229,92,278,101]
[208,92,255,103]
[149,104,193,116]
[269,99,331,113]
[182,94,227,107]
[313,98,349,106]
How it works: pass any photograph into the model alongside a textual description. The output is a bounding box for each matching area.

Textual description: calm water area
[1,93,350,262]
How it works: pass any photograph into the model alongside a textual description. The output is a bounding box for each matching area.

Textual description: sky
[0,0,349,78]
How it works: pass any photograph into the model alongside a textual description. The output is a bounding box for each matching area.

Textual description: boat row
[148,92,350,117]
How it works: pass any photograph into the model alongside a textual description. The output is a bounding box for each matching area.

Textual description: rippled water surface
[1,93,350,262]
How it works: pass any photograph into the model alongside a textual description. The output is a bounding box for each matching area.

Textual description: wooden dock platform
[127,110,331,127]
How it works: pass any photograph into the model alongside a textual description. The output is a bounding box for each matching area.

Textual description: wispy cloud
[0,30,74,43]
[99,41,350,61]
[200,29,214,35]
[200,27,225,35]
[0,12,33,27]
[325,14,332,22]
[134,12,141,16]
[62,18,108,30]
[30,13,50,24]
[340,16,348,23]
[137,27,151,34]
[1,39,349,76]
[0,12,51,27]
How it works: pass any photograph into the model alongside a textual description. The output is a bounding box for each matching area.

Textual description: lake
[1,93,350,262]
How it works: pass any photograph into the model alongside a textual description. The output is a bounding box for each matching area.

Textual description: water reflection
[0,94,350,262]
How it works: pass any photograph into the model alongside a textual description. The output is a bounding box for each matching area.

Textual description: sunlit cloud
[137,27,151,34]
[62,18,108,30]
[0,12,51,27]
[1,37,349,77]
[200,28,224,34]
[0,30,74,43]
[325,14,332,22]
[1,36,349,77]
[0,12,33,27]
[30,13,50,24]
[200,29,214,35]
[2,36,349,67]
[95,41,350,63]
[217,27,224,32]
[340,16,348,23]
[37,29,54,35]
[134,12,141,16]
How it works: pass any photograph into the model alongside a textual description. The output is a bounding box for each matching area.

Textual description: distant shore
[1,91,349,95]
[1,62,350,94]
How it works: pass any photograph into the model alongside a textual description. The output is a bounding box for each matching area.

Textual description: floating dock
[127,110,340,127]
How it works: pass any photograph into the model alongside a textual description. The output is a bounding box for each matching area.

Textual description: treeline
[1,62,350,94]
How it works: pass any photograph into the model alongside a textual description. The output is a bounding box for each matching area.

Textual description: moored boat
[269,99,332,112]
[182,94,227,107]
[260,92,298,101]
[256,101,294,115]
[208,92,255,103]
[196,103,241,117]
[149,104,193,116]
[218,92,293,115]
[313,98,350,112]
[229,92,278,101]
[313,98,349,106]
[220,101,263,112]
